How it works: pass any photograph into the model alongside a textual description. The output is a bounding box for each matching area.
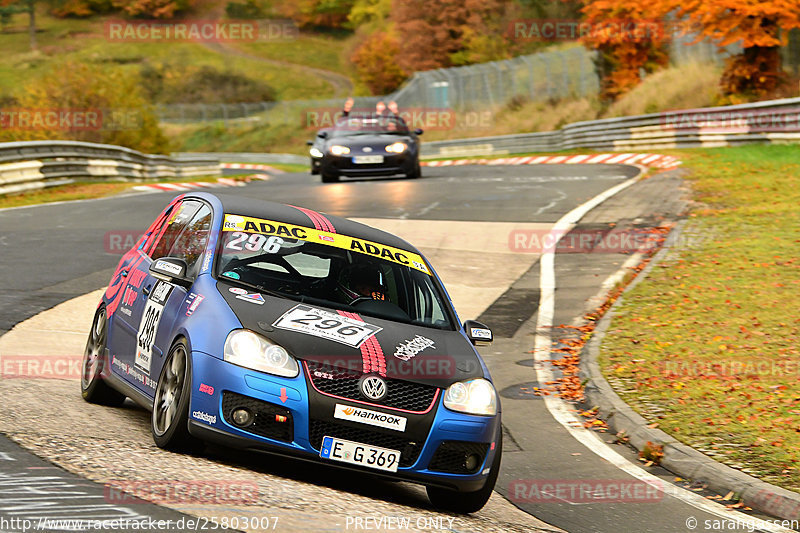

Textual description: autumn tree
[1,0,37,50]
[0,61,170,153]
[580,0,670,101]
[350,31,407,93]
[110,0,197,19]
[279,0,355,30]
[391,0,514,73]
[670,0,800,99]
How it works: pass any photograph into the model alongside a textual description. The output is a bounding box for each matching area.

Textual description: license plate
[320,436,400,472]
[353,155,384,164]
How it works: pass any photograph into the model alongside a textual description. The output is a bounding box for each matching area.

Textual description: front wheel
[426,433,502,514]
[406,161,421,179]
[81,307,126,406]
[321,171,339,183]
[152,339,197,451]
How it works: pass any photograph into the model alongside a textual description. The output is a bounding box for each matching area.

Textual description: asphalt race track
[0,164,785,533]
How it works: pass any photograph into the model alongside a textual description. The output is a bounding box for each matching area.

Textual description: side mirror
[150,257,192,288]
[414,128,424,136]
[317,131,328,139]
[306,140,314,146]
[463,320,492,346]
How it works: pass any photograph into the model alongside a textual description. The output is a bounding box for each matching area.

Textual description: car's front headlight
[309,147,323,158]
[223,329,298,378]
[443,378,497,416]
[385,142,407,153]
[330,145,350,156]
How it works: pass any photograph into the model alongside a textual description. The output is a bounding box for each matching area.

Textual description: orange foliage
[580,0,669,101]
[671,0,800,98]
[350,32,408,94]
[110,0,197,19]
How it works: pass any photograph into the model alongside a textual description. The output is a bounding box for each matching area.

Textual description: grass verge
[598,144,800,491]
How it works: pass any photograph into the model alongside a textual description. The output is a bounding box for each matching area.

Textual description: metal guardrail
[0,141,221,196]
[421,97,800,158]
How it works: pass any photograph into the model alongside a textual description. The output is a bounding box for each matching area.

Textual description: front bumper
[319,153,417,178]
[188,350,500,492]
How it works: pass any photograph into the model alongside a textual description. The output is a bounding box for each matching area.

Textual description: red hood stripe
[337,310,385,376]
[290,205,336,234]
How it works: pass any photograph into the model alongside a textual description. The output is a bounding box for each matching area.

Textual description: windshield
[332,115,409,136]
[216,214,454,330]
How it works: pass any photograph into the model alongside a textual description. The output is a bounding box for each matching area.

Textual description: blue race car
[81,192,500,513]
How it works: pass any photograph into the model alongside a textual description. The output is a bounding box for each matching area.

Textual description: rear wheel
[321,171,339,183]
[152,339,197,451]
[426,433,502,514]
[81,307,126,406]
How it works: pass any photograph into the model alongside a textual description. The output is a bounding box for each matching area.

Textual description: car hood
[327,134,414,150]
[219,281,483,388]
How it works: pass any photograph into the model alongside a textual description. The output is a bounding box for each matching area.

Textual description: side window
[150,201,202,261]
[169,204,213,278]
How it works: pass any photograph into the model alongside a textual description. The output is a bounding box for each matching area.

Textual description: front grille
[305,361,438,413]
[428,441,490,474]
[309,419,423,468]
[221,391,293,443]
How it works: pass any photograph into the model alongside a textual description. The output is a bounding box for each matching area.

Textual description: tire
[152,339,197,451]
[406,161,421,179]
[426,433,502,514]
[81,307,126,406]
[321,171,339,183]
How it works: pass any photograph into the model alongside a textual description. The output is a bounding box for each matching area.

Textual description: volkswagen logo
[360,375,387,401]
[362,146,372,153]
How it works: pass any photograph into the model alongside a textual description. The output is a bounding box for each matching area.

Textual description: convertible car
[82,192,499,513]
[308,114,422,183]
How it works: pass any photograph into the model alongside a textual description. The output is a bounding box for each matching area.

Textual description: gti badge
[360,375,387,401]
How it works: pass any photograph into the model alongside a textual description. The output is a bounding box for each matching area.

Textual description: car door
[141,202,214,395]
[110,200,202,393]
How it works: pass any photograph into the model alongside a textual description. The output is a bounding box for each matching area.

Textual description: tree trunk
[27,0,35,51]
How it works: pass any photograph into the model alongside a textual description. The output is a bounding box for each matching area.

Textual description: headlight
[223,330,298,378]
[309,147,323,158]
[443,378,497,416]
[330,145,350,156]
[385,142,407,153]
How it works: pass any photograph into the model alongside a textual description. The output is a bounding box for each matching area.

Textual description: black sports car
[308,114,423,183]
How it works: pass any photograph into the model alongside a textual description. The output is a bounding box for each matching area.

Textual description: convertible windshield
[216,214,454,329]
[333,115,409,136]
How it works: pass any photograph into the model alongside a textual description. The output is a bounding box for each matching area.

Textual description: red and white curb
[423,153,681,170]
[221,163,285,174]
[132,178,245,192]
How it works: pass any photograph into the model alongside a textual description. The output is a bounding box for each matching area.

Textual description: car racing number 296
[135,280,173,374]
[273,304,381,348]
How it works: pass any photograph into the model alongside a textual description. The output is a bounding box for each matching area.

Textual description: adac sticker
[222,214,430,275]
